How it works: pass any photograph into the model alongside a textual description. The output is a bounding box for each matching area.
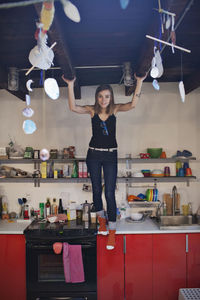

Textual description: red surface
[0,234,26,300]
[97,234,124,300]
[153,234,186,300]
[125,234,153,300]
[187,233,200,287]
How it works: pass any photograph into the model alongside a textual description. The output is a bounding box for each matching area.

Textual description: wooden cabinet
[153,234,187,300]
[0,234,26,300]
[187,233,200,287]
[97,235,124,300]
[125,234,153,300]
[97,233,200,300]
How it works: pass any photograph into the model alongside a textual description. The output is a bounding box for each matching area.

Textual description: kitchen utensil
[164,166,170,176]
[178,167,184,177]
[182,204,189,216]
[130,212,143,221]
[141,169,151,177]
[186,167,192,176]
[147,148,162,158]
[151,169,164,177]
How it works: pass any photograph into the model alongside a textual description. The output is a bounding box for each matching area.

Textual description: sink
[155,215,200,230]
[160,215,192,226]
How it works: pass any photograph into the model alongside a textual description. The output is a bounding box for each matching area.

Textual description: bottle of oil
[52,198,58,215]
[58,198,63,214]
[45,198,51,216]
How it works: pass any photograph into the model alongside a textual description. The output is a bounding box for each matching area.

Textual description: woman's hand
[134,72,147,82]
[62,75,76,85]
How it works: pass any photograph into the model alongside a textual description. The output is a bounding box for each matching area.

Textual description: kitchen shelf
[0,157,196,164]
[118,157,196,163]
[0,176,196,185]
[0,157,197,187]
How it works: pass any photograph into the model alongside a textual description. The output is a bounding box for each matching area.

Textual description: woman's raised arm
[62,75,93,115]
[114,73,147,113]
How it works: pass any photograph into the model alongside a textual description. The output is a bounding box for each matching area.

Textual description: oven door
[26,237,97,300]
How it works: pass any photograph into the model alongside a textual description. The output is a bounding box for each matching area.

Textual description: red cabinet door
[187,233,200,287]
[153,234,186,300]
[125,234,153,300]
[97,234,124,300]
[0,234,26,300]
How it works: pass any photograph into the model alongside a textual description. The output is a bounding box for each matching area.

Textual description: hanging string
[39,70,44,86]
[180,52,183,81]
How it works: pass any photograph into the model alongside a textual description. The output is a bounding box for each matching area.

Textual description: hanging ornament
[23,120,37,135]
[44,78,60,100]
[61,0,81,23]
[179,53,185,103]
[22,94,34,117]
[152,79,160,91]
[26,79,34,92]
[120,0,130,10]
[40,1,55,33]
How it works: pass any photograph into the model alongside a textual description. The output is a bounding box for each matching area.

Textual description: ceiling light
[123,62,134,86]
[8,67,19,91]
[61,0,80,23]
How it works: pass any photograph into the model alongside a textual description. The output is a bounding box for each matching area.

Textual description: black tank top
[89,114,117,148]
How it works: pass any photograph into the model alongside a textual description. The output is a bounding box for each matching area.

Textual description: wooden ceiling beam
[184,70,200,95]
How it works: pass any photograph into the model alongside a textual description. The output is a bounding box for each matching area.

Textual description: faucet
[172,185,179,215]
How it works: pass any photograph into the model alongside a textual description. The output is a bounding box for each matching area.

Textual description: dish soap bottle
[82,200,90,222]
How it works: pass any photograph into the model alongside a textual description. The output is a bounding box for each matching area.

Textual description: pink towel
[63,242,85,283]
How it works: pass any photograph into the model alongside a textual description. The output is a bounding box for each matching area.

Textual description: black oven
[25,220,97,300]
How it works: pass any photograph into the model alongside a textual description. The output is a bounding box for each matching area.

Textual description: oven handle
[29,243,95,250]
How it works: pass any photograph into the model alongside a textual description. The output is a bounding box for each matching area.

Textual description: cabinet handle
[186,234,188,253]
[123,235,126,254]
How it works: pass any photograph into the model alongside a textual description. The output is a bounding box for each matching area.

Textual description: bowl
[130,212,143,221]
[147,148,162,158]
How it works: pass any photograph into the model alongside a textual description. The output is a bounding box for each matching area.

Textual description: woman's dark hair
[94,84,115,115]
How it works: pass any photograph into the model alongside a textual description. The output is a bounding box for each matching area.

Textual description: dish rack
[128,201,160,217]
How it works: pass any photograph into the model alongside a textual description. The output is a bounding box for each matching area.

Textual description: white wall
[0,82,200,215]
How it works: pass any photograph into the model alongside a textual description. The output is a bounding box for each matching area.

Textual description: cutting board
[163,193,180,215]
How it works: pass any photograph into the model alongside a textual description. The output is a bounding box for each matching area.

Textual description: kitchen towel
[63,242,85,283]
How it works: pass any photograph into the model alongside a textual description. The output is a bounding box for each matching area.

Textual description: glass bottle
[39,203,44,219]
[71,161,78,178]
[45,198,51,216]
[52,198,58,215]
[58,198,63,214]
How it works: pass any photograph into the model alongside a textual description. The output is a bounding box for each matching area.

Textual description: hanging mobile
[179,52,185,103]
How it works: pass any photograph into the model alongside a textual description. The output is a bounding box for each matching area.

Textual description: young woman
[62,74,146,250]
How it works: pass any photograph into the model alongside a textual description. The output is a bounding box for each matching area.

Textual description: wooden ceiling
[0,0,199,100]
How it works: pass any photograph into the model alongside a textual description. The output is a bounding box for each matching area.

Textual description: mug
[176,161,182,176]
[164,166,170,176]
[178,167,185,177]
[186,168,192,176]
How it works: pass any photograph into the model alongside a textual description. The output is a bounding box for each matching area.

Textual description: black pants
[86,148,117,222]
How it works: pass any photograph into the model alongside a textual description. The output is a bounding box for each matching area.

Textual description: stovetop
[24,219,97,240]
